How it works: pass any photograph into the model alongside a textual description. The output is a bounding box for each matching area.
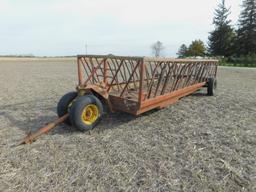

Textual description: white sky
[0,0,241,57]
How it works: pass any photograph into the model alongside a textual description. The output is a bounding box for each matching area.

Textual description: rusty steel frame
[19,55,218,145]
[77,55,218,115]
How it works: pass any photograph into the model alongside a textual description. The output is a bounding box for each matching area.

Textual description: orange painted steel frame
[76,55,218,116]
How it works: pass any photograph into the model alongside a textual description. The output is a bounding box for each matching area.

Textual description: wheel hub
[81,104,99,125]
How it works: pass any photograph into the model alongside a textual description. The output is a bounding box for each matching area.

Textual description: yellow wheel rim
[81,104,99,125]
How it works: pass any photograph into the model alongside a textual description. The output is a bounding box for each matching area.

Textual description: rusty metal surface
[19,55,217,144]
[19,114,69,145]
[138,82,206,115]
[77,55,218,115]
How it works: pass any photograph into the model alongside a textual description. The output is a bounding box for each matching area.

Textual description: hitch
[19,114,69,145]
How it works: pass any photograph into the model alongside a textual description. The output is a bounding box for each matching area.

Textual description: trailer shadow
[0,99,138,137]
[190,92,207,97]
[2,91,208,138]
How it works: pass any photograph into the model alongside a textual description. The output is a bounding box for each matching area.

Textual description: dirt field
[0,58,255,192]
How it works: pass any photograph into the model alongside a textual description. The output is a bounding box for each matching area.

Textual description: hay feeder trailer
[20,55,218,144]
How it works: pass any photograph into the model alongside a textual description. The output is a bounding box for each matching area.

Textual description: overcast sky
[0,0,241,57]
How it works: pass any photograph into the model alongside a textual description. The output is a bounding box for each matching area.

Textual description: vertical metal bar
[95,58,104,81]
[83,57,97,83]
[214,62,218,78]
[84,58,106,85]
[111,59,121,91]
[161,63,174,95]
[190,62,201,85]
[120,61,140,98]
[124,60,136,89]
[154,63,167,97]
[77,57,83,85]
[82,57,93,76]
[147,61,163,98]
[202,62,210,81]
[107,60,120,92]
[194,63,204,84]
[92,58,102,83]
[139,59,145,103]
[171,63,187,91]
[198,63,207,82]
[80,57,91,83]
[149,61,154,76]
[144,64,150,87]
[103,58,108,84]
[128,60,140,81]
[169,62,178,92]
[112,59,127,86]
[183,63,196,86]
[178,63,192,89]
[168,62,179,92]
[122,60,129,89]
[107,60,124,92]
[209,63,214,79]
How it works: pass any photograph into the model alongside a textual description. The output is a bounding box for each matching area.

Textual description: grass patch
[219,62,256,68]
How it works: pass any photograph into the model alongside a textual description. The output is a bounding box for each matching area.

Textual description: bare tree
[151,41,165,57]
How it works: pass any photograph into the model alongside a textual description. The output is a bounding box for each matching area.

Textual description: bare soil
[0,58,255,192]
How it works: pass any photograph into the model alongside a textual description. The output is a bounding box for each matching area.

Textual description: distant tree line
[152,40,207,58]
[0,54,35,57]
[177,0,256,66]
[177,40,206,58]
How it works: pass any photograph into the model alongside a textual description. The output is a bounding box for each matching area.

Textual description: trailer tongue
[20,55,218,144]
[19,114,69,145]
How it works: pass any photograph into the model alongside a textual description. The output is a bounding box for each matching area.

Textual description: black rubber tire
[207,78,217,96]
[69,95,103,131]
[57,92,77,124]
